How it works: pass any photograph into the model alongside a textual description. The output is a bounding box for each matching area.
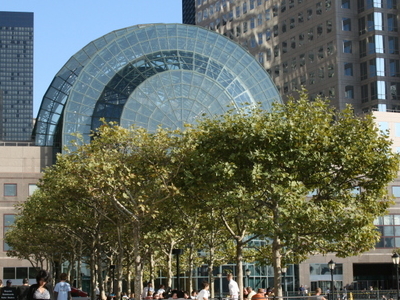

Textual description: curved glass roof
[33,24,281,149]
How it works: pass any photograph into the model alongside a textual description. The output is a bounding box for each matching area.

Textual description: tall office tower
[0,12,33,141]
[183,0,400,114]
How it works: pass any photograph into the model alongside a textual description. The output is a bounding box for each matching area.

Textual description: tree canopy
[6,91,399,299]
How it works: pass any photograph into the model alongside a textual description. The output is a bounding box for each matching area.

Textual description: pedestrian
[54,273,71,300]
[251,289,267,300]
[315,288,326,300]
[17,278,30,300]
[246,287,256,300]
[0,280,17,300]
[227,274,239,300]
[27,270,54,300]
[196,283,209,300]
[142,283,154,300]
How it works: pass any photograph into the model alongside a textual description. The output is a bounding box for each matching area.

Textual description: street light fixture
[246,269,251,287]
[282,267,287,298]
[392,253,400,300]
[328,260,336,300]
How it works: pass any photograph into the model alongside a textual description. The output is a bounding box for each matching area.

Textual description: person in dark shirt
[17,278,30,300]
[0,280,17,300]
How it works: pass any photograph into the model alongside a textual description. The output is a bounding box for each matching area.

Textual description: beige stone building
[0,143,52,283]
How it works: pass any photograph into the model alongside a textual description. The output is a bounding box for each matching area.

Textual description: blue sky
[2,0,183,116]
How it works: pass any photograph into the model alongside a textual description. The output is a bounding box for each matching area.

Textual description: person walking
[27,270,54,300]
[227,274,239,300]
[315,288,327,300]
[16,279,30,300]
[0,280,17,300]
[196,282,209,300]
[54,273,71,300]
[251,289,267,300]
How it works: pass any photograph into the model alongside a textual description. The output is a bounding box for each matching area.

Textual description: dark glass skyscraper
[0,12,33,141]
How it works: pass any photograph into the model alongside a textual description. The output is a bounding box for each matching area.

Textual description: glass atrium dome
[33,24,281,150]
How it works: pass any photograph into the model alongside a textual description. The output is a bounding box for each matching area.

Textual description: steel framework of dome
[33,23,281,150]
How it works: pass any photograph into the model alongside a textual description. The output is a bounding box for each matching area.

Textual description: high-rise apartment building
[183,0,400,114]
[0,12,33,141]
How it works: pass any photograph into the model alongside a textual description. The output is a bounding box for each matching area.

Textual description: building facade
[0,142,53,283]
[183,0,400,114]
[0,12,34,141]
[183,0,400,291]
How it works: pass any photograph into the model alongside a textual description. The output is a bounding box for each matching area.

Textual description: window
[361,62,368,80]
[243,21,248,33]
[317,24,323,36]
[318,67,324,79]
[367,12,383,31]
[282,20,287,33]
[308,28,314,41]
[282,41,288,54]
[318,46,324,59]
[236,6,241,17]
[389,36,399,54]
[359,17,366,35]
[290,17,295,29]
[266,29,271,41]
[344,63,353,76]
[4,214,15,251]
[250,0,255,10]
[328,64,334,77]
[273,5,278,17]
[250,17,255,29]
[345,86,354,98]
[283,61,289,73]
[342,18,351,31]
[327,41,334,55]
[298,12,303,23]
[343,40,352,53]
[243,2,248,14]
[341,0,350,8]
[273,24,279,36]
[367,0,382,8]
[274,65,280,76]
[388,14,398,32]
[388,0,397,9]
[28,184,38,196]
[326,0,331,10]
[299,33,305,46]
[265,9,271,20]
[316,2,322,14]
[250,38,256,48]
[361,84,369,103]
[391,82,400,100]
[291,36,296,49]
[309,50,314,63]
[257,13,263,26]
[390,59,400,77]
[274,45,280,57]
[307,8,312,20]
[4,184,17,197]
[329,87,335,97]
[281,0,287,12]
[289,0,295,9]
[309,71,315,84]
[300,53,305,66]
[292,58,297,70]
[266,48,272,61]
[368,35,384,54]
[258,53,264,64]
[326,20,332,33]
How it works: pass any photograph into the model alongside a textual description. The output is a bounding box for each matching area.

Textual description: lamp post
[172,249,183,290]
[110,264,116,295]
[328,260,336,300]
[392,253,400,300]
[282,267,287,298]
[217,273,222,300]
[246,269,251,288]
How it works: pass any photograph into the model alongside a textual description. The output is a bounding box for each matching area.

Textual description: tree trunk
[208,247,215,299]
[187,244,195,294]
[166,247,173,289]
[133,223,143,300]
[236,241,244,300]
[272,237,283,300]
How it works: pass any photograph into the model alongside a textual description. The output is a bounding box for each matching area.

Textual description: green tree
[181,90,400,298]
